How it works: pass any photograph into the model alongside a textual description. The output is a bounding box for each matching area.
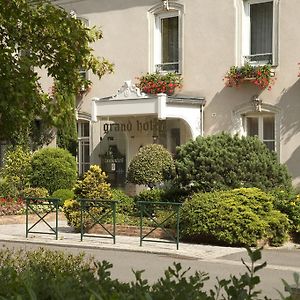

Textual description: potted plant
[224,64,275,90]
[136,72,183,96]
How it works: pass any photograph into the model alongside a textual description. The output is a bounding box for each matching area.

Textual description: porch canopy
[91,80,205,139]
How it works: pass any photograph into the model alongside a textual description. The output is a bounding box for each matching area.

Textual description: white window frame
[232,102,281,155]
[148,3,184,74]
[235,0,279,66]
[77,119,91,176]
[244,113,276,151]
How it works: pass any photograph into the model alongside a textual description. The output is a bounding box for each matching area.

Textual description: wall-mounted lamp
[252,95,262,112]
[152,135,158,143]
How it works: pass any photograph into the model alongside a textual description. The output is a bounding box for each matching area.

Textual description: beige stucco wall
[47,0,300,187]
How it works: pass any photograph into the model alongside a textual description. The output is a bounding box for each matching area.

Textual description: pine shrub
[175,133,292,194]
[30,147,77,194]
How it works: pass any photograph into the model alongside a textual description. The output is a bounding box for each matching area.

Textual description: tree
[0,0,113,144]
[127,144,176,187]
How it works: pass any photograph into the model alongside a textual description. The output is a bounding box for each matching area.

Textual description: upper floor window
[240,0,279,66]
[149,3,184,73]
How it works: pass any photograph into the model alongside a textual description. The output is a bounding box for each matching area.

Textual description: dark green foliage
[30,147,77,194]
[134,187,187,204]
[180,188,290,246]
[1,247,295,299]
[52,188,75,206]
[134,188,166,203]
[55,82,78,157]
[127,144,176,187]
[175,133,292,194]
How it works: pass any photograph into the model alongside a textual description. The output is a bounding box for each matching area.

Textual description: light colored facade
[48,0,300,190]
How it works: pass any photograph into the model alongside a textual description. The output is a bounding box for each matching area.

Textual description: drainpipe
[200,104,204,136]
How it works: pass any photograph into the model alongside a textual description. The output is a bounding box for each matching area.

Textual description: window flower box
[224,64,275,90]
[136,72,183,96]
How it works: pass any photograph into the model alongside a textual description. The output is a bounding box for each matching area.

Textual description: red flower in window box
[224,64,275,90]
[137,72,183,96]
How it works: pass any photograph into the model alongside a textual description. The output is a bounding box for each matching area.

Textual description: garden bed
[0,212,66,225]
[88,224,175,239]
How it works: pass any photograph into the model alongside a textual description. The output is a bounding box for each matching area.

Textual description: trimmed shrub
[52,189,75,206]
[30,147,77,194]
[127,144,176,187]
[180,188,290,247]
[111,188,134,214]
[21,187,49,198]
[0,177,18,198]
[134,188,166,203]
[1,146,32,190]
[74,165,112,199]
[175,133,292,194]
[135,187,188,204]
[271,189,300,234]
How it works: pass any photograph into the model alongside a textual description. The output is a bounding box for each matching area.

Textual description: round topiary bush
[30,147,77,194]
[175,132,292,194]
[127,144,175,187]
[180,188,290,247]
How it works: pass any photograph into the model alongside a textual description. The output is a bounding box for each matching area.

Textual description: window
[244,113,275,151]
[239,0,279,66]
[149,3,183,73]
[77,120,90,175]
[156,13,179,72]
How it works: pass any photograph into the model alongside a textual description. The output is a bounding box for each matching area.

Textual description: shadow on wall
[204,83,264,134]
[285,145,300,190]
[278,79,300,182]
[278,79,300,144]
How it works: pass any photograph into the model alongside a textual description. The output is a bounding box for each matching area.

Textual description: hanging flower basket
[224,64,275,90]
[136,72,183,96]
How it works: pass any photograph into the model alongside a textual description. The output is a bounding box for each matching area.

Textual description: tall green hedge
[30,147,77,194]
[180,188,290,247]
[175,133,292,194]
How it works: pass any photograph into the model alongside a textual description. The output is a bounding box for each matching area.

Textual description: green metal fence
[137,201,182,250]
[79,199,118,244]
[24,197,60,240]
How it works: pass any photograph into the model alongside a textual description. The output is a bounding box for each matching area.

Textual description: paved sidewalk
[0,216,246,260]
